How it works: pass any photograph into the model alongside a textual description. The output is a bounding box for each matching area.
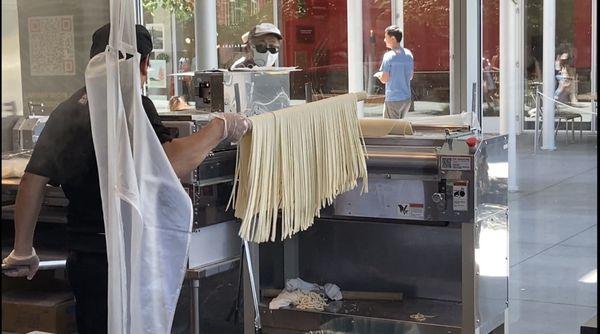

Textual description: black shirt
[25,87,172,253]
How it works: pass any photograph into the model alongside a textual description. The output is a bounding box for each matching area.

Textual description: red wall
[573,0,592,68]
[403,0,451,71]
[282,0,348,70]
[362,0,391,70]
[282,0,454,72]
[482,0,500,65]
[279,0,592,72]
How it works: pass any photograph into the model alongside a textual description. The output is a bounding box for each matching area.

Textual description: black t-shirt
[25,87,172,253]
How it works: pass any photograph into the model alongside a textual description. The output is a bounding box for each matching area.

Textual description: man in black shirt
[2,24,250,333]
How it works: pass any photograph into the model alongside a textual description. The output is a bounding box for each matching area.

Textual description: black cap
[89,23,153,59]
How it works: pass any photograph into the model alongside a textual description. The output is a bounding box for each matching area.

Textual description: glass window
[1,0,112,152]
[280,0,348,100]
[362,0,391,117]
[281,0,452,119]
[173,15,196,100]
[1,1,110,116]
[142,6,177,110]
[362,0,452,119]
[523,0,594,132]
[138,0,454,118]
[482,0,500,120]
[403,0,451,118]
[217,0,275,69]
[142,0,275,109]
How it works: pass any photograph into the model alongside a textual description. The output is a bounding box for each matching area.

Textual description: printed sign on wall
[28,16,75,76]
[148,59,167,88]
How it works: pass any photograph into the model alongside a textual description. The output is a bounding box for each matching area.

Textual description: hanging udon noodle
[228,93,368,243]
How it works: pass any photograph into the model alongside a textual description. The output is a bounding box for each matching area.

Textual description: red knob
[466,137,478,148]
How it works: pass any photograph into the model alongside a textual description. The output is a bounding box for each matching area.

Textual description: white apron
[85,0,193,332]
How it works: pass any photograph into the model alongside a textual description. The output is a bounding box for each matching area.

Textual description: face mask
[266,52,279,67]
[251,46,279,67]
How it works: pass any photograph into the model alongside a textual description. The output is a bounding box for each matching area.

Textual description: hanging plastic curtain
[85,0,193,332]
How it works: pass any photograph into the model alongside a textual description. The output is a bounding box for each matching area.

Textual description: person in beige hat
[231,23,283,70]
[554,52,575,103]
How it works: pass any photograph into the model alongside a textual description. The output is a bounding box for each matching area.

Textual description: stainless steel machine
[11,116,48,151]
[161,68,294,271]
[194,69,292,116]
[10,102,49,152]
[158,68,294,332]
[159,113,240,270]
[242,126,509,334]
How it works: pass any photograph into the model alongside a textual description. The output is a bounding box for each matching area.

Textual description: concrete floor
[507,132,597,333]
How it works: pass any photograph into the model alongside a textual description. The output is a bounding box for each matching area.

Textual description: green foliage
[143,0,194,22]
[155,53,170,62]
[216,1,274,44]
[296,0,308,17]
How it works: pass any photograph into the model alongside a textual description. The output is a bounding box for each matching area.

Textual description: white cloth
[85,1,193,332]
[268,291,301,310]
[269,279,344,310]
[285,278,320,293]
[324,283,343,301]
[285,278,343,301]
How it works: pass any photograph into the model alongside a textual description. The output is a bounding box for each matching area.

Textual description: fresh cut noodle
[358,118,414,137]
[229,93,368,243]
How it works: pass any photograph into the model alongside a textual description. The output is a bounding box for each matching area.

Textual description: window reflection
[142,0,275,110]
[217,0,275,69]
[362,0,391,117]
[281,0,349,100]
[280,0,452,119]
[143,7,176,109]
[365,0,451,119]
[523,0,594,131]
[404,0,450,119]
[482,0,500,118]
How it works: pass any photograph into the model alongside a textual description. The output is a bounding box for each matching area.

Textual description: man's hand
[212,113,252,143]
[2,248,39,280]
[163,113,251,178]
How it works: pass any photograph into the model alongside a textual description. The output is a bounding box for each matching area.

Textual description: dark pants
[384,99,411,119]
[66,251,108,334]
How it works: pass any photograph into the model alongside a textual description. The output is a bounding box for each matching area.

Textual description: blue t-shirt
[379,48,414,101]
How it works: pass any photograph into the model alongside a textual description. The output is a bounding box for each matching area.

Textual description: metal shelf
[259,297,462,334]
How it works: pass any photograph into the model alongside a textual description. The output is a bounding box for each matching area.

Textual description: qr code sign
[441,157,452,169]
[440,156,472,170]
[28,16,75,76]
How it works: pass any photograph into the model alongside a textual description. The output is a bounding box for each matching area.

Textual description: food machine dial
[432,192,445,204]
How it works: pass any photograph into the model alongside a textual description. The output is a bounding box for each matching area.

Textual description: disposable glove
[212,112,252,143]
[2,248,39,280]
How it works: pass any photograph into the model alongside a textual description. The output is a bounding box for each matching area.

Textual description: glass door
[522,0,595,133]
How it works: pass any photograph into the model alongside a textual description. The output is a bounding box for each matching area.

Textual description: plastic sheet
[85,1,192,332]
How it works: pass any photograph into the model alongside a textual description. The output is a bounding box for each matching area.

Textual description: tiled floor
[507,132,597,333]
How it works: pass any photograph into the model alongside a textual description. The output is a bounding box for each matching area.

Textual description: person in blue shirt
[374,25,414,119]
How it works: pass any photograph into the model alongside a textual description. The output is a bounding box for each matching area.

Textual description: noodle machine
[160,68,294,271]
[243,124,509,334]
[157,70,295,332]
[193,69,293,116]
